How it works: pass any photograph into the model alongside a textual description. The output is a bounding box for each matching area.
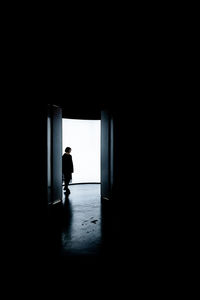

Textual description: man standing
[62,147,74,194]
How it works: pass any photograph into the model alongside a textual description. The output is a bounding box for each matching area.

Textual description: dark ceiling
[49,100,113,120]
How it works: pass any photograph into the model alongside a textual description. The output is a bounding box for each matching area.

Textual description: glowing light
[62,119,101,183]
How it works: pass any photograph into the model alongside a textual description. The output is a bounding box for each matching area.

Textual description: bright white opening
[62,118,101,184]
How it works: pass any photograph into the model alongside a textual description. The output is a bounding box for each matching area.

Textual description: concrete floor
[47,184,170,287]
[47,183,114,269]
[60,184,102,257]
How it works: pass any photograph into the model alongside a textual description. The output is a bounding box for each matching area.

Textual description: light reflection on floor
[61,184,102,257]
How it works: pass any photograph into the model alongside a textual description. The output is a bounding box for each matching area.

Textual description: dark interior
[5,98,173,291]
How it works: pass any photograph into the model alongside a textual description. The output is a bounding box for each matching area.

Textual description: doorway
[47,105,113,204]
[62,118,101,185]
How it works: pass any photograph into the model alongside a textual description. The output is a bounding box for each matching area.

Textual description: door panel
[101,110,113,200]
[47,105,52,204]
[51,105,62,203]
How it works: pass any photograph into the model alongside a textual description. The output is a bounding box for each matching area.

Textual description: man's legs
[64,174,70,194]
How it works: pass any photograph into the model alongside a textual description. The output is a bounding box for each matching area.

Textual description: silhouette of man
[62,147,74,194]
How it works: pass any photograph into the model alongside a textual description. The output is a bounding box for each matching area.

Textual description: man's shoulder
[62,153,71,159]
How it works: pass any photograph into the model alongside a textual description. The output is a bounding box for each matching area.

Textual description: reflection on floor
[48,183,113,269]
[47,183,168,286]
[61,184,102,257]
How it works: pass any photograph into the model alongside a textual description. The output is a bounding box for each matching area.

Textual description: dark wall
[6,103,49,273]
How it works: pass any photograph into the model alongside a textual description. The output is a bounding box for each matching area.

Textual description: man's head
[65,147,72,154]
